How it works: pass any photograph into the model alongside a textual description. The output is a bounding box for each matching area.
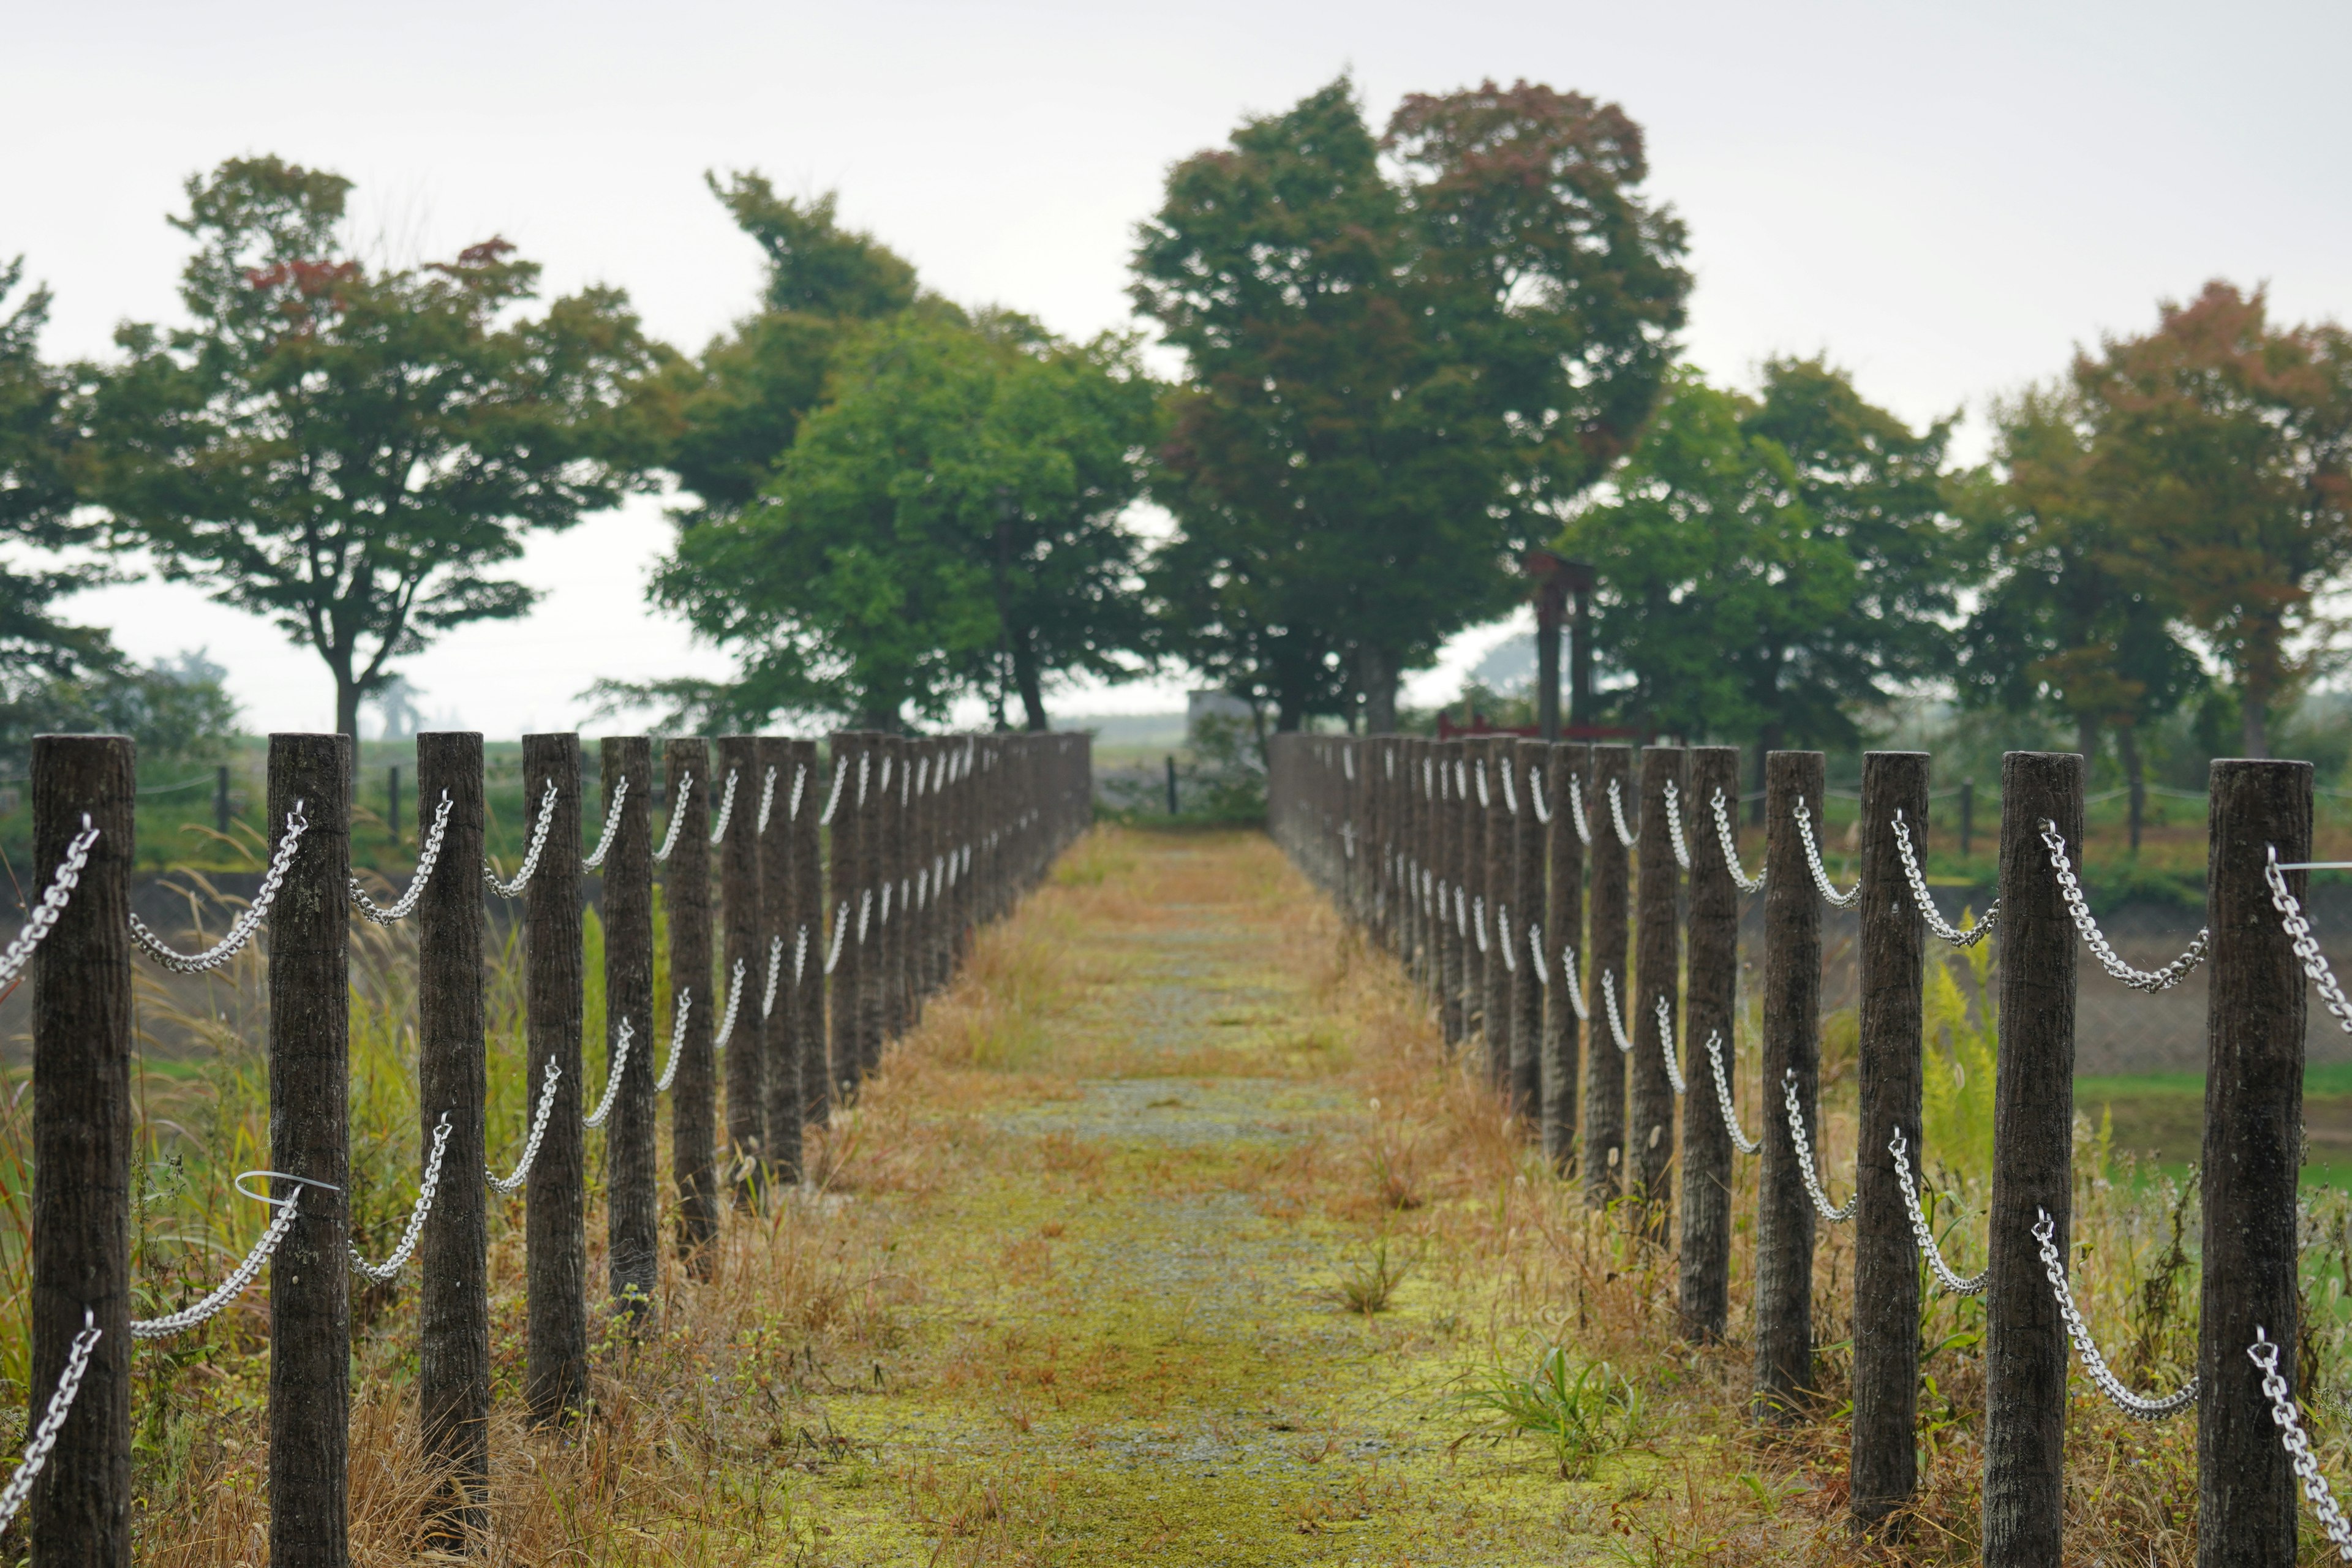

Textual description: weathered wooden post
[31,735,133,1567]
[757,734,802,1180]
[1983,750,2081,1561]
[2198,758,2310,1568]
[1404,738,1428,995]
[1581,744,1633,1208]
[523,733,586,1423]
[878,735,907,1045]
[717,735,764,1198]
[601,736,658,1318]
[1853,751,1928,1529]
[1678,745,1741,1341]
[1508,738,1547,1120]
[791,737,829,1129]
[665,736,717,1263]
[1755,749,1823,1420]
[1436,740,1467,1045]
[829,734,870,1097]
[1479,738,1513,1090]
[1631,745,1684,1239]
[1542,742,1588,1172]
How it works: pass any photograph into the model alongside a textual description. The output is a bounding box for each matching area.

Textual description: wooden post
[1436,740,1466,1046]
[1678,745,1741,1341]
[665,736,717,1264]
[1542,742,1588,1172]
[1581,744,1633,1208]
[875,736,903,1046]
[717,736,764,1199]
[30,735,133,1568]
[522,734,587,1423]
[1631,746,1684,1238]
[1754,749,1824,1420]
[791,738,829,1129]
[757,734,802,1181]
[1983,750,2081,1562]
[2198,759,2310,1567]
[1480,739,1513,1092]
[1853,751,1928,1529]
[1507,739,1545,1120]
[827,734,863,1101]
[601,736,658,1318]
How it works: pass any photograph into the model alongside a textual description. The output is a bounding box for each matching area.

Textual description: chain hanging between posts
[858,888,873,943]
[1792,798,1860,908]
[134,805,307,971]
[2252,1329,2352,1558]
[1708,789,1764,893]
[651,772,693,863]
[1474,760,1490,809]
[1453,886,1468,939]
[707,767,740,846]
[1706,1031,1760,1155]
[1891,810,1996,946]
[1783,1071,1856,1221]
[582,777,629,870]
[765,933,788,1016]
[1526,920,1548,984]
[2041,821,2207,990]
[350,792,453,922]
[489,1058,562,1194]
[351,1113,453,1282]
[1558,943,1589,1021]
[584,1019,635,1129]
[0,1308,100,1531]
[1528,768,1550,824]
[2268,847,2352,1035]
[1889,1128,1986,1293]
[1566,774,1593,846]
[0,814,98,990]
[1662,780,1692,870]
[816,758,846,825]
[1499,761,1517,815]
[484,779,558,897]
[134,1181,311,1338]
[1650,995,1687,1095]
[1599,970,1634,1054]
[1471,895,1488,954]
[1607,778,1637,848]
[824,903,850,974]
[709,959,747,1053]
[1497,905,1516,971]
[754,764,779,834]
[2035,1209,2198,1417]
[655,990,694,1093]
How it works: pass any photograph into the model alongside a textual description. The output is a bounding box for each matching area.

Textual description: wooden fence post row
[13,728,1086,1566]
[1270,735,2313,1562]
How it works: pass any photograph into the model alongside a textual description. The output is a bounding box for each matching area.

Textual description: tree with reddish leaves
[1135,77,1689,731]
[91,157,669,738]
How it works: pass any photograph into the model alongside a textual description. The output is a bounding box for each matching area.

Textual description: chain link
[1607,778,1638,848]
[2252,1327,2352,1558]
[1600,970,1634,1054]
[2267,848,2352,1034]
[1472,895,1488,954]
[2034,1208,2199,1417]
[583,1019,635,1129]
[134,1187,304,1338]
[350,792,452,923]
[824,902,850,974]
[1567,773,1593,846]
[1662,781,1692,870]
[709,959,747,1053]
[0,1308,100,1531]
[0,815,98,989]
[1651,995,1687,1095]
[350,1112,453,1282]
[1474,760,1490,809]
[2041,820,2207,991]
[489,1058,561,1193]
[1890,1127,1985,1293]
[1528,767,1551,825]
[655,988,693,1092]
[1707,1031,1760,1155]
[1891,810,1996,946]
[765,933,787,1017]
[1558,943,1589,1021]
[484,779,557,897]
[1526,919,1548,984]
[707,767,739,846]
[818,758,846,825]
[651,771,693,863]
[134,805,307,971]
[1496,905,1516,972]
[1709,789,1765,893]
[1499,761,1517,815]
[1454,885,1468,938]
[1792,799,1860,908]
[755,764,779,834]
[1783,1071,1856,1221]
[582,777,629,870]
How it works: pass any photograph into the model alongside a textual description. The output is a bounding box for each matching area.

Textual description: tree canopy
[0,257,116,689]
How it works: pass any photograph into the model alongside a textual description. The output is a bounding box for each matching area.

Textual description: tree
[1133,77,1689,730]
[648,312,1157,730]
[2072,281,2352,758]
[0,257,116,687]
[91,157,666,738]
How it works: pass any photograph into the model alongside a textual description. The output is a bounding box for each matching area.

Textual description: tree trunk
[335,673,361,747]
[2242,682,2270,759]
[1012,631,1048,732]
[2075,714,2100,764]
[2119,723,2145,854]
[1357,646,1397,734]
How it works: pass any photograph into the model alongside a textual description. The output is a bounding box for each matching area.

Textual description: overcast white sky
[9,0,2350,737]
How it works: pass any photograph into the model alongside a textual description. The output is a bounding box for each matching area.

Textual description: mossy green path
[796,831,1575,1565]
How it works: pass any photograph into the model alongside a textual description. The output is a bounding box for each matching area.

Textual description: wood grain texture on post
[791,739,829,1129]
[1677,745,1741,1342]
[601,736,658,1318]
[1631,745,1684,1237]
[716,736,764,1198]
[1581,745,1633,1208]
[1509,738,1547,1121]
[1983,750,2081,1566]
[757,734,802,1180]
[1542,742,1588,1173]
[878,735,907,1044]
[522,734,587,1423]
[1754,749,1823,1421]
[30,735,133,1568]
[1471,739,1501,1074]
[827,733,863,1105]
[1436,741,1467,1046]
[1852,752,1928,1529]
[855,736,888,1080]
[1482,739,1514,1093]
[2198,758,2310,1568]
[665,737,718,1262]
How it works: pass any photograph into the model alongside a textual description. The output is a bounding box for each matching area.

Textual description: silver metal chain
[2267,848,2352,1035]
[1709,789,1765,893]
[350,792,452,923]
[1783,1071,1856,1221]
[1651,995,1687,1095]
[824,902,849,974]
[2034,1208,2199,1417]
[1528,768,1551,824]
[1890,1127,1985,1293]
[133,805,307,971]
[134,1186,304,1338]
[1472,895,1488,954]
[350,1112,453,1282]
[655,989,693,1092]
[484,780,558,897]
[0,1308,100,1530]
[1558,943,1589,1021]
[1453,885,1468,938]
[858,888,873,943]
[709,959,747,1053]
[1499,761,1517,815]
[1526,920,1549,984]
[0,815,98,989]
[755,764,778,834]
[1891,810,1996,946]
[1600,970,1634,1054]
[1567,774,1593,846]
[785,762,805,821]
[2040,821,2207,991]
[1706,1031,1760,1155]
[1343,747,1355,782]
[583,1019,635,1129]
[488,1058,561,1194]
[1792,799,1860,908]
[818,758,846,824]
[2251,1327,2352,1559]
[707,767,739,846]
[1496,905,1516,972]
[765,933,787,1016]
[1662,781,1692,870]
[582,777,629,870]
[1607,778,1638,848]
[651,771,693,863]
[1474,761,1490,809]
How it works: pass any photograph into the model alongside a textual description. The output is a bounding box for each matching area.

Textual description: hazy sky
[9,0,2350,736]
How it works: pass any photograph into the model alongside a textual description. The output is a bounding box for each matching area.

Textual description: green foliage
[1455,1345,1646,1480]
[1920,939,1999,1179]
[91,156,668,737]
[1329,1238,1412,1315]
[0,649,239,775]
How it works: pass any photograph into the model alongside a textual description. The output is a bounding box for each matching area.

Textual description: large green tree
[1134,77,1689,730]
[91,157,666,737]
[649,312,1157,730]
[0,258,116,687]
